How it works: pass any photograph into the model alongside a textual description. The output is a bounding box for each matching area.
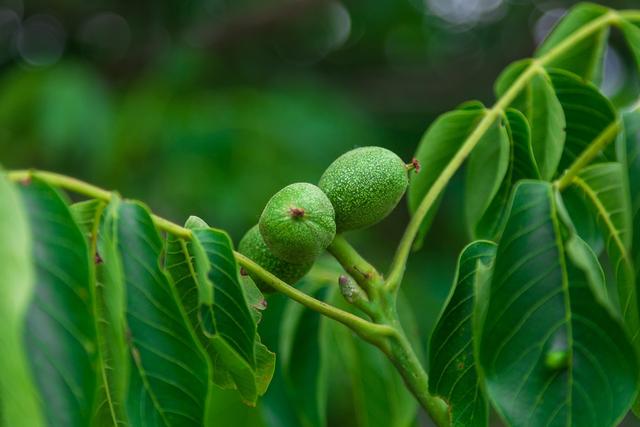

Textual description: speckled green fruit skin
[319,146,408,232]
[238,225,313,292]
[259,182,336,263]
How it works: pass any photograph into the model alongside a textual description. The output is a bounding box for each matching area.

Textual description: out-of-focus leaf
[536,3,610,82]
[18,178,99,426]
[619,19,640,74]
[280,282,330,427]
[429,241,496,427]
[549,69,618,173]
[568,163,638,345]
[477,181,638,426]
[620,108,640,415]
[117,202,209,427]
[495,61,565,180]
[409,107,486,249]
[0,171,44,427]
[621,109,640,275]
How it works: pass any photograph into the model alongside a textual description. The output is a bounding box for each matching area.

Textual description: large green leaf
[116,201,210,427]
[535,3,610,82]
[568,163,638,343]
[477,180,638,426]
[549,69,618,173]
[429,241,496,427]
[0,172,44,427]
[279,282,330,427]
[165,217,273,406]
[17,178,99,427]
[409,107,486,248]
[464,116,510,238]
[495,61,565,180]
[473,109,541,239]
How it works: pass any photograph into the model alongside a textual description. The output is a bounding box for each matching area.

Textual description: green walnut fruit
[259,182,336,263]
[238,225,313,291]
[319,146,409,232]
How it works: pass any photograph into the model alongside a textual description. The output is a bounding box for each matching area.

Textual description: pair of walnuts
[239,146,412,290]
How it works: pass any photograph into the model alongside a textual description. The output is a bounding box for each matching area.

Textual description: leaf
[0,171,44,427]
[495,61,566,180]
[165,217,272,406]
[92,197,130,426]
[279,282,330,427]
[622,109,640,282]
[477,180,638,426]
[568,163,639,343]
[473,109,541,239]
[429,241,496,427]
[70,199,105,236]
[618,19,640,74]
[549,69,618,173]
[409,107,486,248]
[621,108,640,415]
[17,178,100,427]
[116,201,210,427]
[464,116,510,238]
[535,3,610,82]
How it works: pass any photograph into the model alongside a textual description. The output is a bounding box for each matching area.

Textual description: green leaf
[429,241,496,427]
[477,180,638,426]
[165,217,273,406]
[621,108,640,415]
[279,282,330,427]
[473,109,541,239]
[0,172,44,427]
[549,69,618,173]
[621,108,640,326]
[116,201,210,427]
[568,163,639,343]
[535,3,610,82]
[70,199,105,236]
[409,107,486,248]
[92,198,130,426]
[17,178,99,427]
[464,116,510,238]
[338,329,417,427]
[495,61,566,180]
[619,19,640,74]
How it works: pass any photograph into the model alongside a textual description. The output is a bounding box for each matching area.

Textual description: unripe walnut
[259,183,336,263]
[238,225,312,292]
[319,146,409,232]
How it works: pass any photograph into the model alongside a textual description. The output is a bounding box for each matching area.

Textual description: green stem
[383,327,450,427]
[554,120,621,191]
[6,169,384,336]
[385,11,618,293]
[327,235,383,294]
[235,252,394,340]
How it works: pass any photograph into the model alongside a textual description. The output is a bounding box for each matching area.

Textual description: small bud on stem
[339,274,368,305]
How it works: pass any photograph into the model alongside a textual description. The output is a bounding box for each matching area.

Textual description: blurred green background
[1,0,639,425]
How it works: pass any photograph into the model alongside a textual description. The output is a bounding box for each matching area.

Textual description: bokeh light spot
[16,14,65,67]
